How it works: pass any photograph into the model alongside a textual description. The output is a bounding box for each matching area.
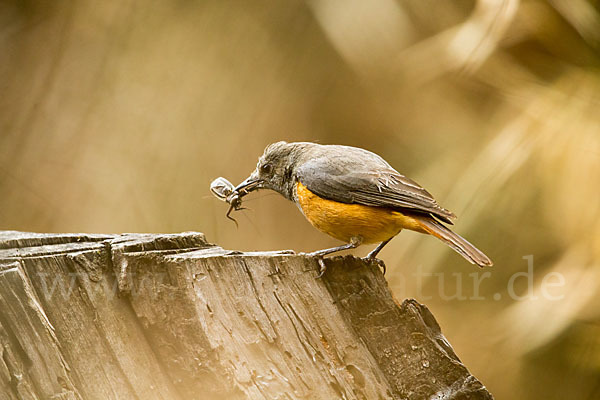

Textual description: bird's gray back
[292,143,456,223]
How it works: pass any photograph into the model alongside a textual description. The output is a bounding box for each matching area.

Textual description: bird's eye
[260,163,273,174]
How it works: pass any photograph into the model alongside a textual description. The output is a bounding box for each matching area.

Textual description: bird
[234,141,492,276]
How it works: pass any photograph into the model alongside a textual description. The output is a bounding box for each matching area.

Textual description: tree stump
[0,231,493,399]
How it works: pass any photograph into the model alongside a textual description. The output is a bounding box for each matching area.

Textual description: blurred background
[1,0,599,398]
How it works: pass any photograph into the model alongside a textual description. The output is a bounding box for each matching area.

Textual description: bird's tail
[410,214,493,267]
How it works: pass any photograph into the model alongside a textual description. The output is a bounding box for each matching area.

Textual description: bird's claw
[298,252,328,278]
[316,257,327,278]
[363,256,386,275]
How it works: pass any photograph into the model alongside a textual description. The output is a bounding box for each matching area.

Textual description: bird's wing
[295,155,456,224]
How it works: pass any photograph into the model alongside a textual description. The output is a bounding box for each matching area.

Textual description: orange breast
[296,182,423,244]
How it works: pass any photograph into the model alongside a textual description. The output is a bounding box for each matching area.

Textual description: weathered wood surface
[0,231,493,400]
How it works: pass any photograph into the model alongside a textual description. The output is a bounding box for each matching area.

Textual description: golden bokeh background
[1,1,599,398]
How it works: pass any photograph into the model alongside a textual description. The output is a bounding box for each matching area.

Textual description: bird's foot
[300,251,328,278]
[276,249,296,255]
[316,257,327,278]
[363,256,386,275]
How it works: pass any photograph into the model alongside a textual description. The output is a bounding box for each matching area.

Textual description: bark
[0,231,493,400]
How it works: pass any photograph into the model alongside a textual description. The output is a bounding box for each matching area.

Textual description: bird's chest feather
[295,182,412,244]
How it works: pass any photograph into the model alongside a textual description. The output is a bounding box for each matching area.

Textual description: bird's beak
[234,172,262,195]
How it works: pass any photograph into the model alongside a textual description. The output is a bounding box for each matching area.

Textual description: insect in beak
[210,177,247,226]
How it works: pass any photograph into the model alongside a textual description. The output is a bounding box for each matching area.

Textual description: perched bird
[234,141,492,275]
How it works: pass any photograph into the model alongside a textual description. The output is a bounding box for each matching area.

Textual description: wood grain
[0,231,493,399]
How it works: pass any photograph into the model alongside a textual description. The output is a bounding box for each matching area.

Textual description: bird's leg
[366,238,392,259]
[307,236,363,278]
[364,238,393,275]
[308,237,363,257]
